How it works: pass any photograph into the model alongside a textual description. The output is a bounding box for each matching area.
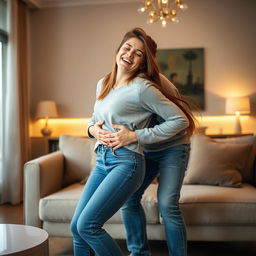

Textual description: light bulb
[147,17,157,24]
[163,7,169,15]
[161,19,167,27]
[138,7,146,14]
[170,9,177,16]
[171,17,179,23]
[180,3,188,10]
[146,0,153,7]
[161,0,168,4]
[149,10,157,17]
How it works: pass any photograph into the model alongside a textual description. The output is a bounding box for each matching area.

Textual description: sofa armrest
[24,151,64,227]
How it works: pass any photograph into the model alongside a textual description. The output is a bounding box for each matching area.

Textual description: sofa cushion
[107,184,159,224]
[215,135,256,184]
[179,183,256,225]
[39,183,160,224]
[183,134,252,187]
[39,183,82,222]
[59,135,96,186]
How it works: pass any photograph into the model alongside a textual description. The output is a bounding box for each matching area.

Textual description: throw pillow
[183,134,253,187]
[59,135,96,186]
[215,135,256,184]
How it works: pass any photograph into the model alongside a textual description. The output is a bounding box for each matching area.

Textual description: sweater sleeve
[87,79,104,137]
[135,82,189,144]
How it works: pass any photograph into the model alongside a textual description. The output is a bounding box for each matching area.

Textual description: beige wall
[29,0,256,120]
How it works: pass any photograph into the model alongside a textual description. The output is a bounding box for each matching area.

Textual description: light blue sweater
[143,74,190,151]
[88,76,189,154]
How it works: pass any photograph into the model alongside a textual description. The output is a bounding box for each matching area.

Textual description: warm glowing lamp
[35,101,58,136]
[225,97,250,134]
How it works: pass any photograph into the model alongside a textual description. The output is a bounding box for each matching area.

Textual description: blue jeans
[70,145,145,256]
[121,144,190,256]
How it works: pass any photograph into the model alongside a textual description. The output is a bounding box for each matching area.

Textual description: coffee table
[0,224,49,255]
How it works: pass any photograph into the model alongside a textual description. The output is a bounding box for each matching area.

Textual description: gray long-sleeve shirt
[88,76,189,154]
[143,74,191,151]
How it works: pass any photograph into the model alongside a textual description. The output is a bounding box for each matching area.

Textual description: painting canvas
[156,48,205,110]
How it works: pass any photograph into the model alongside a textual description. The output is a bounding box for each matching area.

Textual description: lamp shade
[35,101,58,119]
[225,97,250,115]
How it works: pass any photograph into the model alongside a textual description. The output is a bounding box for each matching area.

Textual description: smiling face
[116,37,145,75]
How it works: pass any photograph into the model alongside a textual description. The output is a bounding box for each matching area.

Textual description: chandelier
[138,0,188,27]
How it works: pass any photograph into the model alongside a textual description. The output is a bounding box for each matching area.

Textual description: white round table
[0,224,49,255]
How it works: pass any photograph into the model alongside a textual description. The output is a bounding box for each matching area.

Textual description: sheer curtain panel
[0,0,29,204]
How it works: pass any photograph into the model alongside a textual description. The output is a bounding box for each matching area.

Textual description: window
[0,0,7,179]
[0,41,2,167]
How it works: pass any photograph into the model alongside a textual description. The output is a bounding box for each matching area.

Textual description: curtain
[0,0,29,204]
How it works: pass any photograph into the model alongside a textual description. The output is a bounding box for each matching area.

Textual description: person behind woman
[100,29,196,256]
[70,27,190,256]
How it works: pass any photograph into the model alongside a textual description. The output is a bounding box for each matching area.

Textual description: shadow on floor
[49,237,256,256]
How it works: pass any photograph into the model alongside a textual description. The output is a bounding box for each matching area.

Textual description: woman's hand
[106,124,138,150]
[88,121,111,145]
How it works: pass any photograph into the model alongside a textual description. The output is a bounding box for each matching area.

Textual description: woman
[100,30,195,256]
[70,27,190,256]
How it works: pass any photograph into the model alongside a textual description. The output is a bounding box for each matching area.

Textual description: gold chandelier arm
[157,0,162,9]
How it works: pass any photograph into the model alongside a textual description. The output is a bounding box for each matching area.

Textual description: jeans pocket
[111,147,135,159]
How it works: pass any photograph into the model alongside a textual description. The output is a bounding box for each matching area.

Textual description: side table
[0,224,49,255]
[208,133,254,139]
[30,137,59,160]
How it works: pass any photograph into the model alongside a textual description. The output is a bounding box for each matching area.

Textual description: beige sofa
[24,134,256,241]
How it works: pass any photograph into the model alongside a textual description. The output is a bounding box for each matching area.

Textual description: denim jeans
[121,144,190,256]
[70,145,145,256]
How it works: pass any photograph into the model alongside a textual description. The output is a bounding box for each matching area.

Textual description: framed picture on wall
[156,48,205,110]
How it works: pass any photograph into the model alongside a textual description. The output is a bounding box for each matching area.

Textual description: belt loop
[101,144,107,164]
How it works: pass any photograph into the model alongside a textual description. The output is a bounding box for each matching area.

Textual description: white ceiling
[24,0,138,8]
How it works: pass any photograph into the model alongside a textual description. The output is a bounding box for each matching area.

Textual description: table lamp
[35,101,58,136]
[225,97,250,134]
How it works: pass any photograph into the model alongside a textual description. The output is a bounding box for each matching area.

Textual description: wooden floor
[1,203,256,256]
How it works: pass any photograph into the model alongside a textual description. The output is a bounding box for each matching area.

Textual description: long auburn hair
[97,27,196,136]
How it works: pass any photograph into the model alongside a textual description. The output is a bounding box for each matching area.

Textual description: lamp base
[234,113,242,134]
[41,127,52,137]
